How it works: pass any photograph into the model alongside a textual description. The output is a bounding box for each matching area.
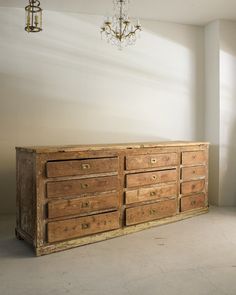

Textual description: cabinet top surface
[16,141,209,154]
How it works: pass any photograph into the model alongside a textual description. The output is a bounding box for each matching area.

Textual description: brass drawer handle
[82,163,91,170]
[191,200,196,206]
[81,183,89,189]
[81,201,90,208]
[150,191,156,197]
[149,209,157,215]
[151,158,157,164]
[81,223,90,229]
[152,175,157,181]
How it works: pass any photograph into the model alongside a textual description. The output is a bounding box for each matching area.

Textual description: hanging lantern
[25,0,43,33]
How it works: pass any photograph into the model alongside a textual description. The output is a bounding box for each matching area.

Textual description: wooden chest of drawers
[15,141,209,256]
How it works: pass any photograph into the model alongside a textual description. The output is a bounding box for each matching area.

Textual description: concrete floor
[1,207,236,295]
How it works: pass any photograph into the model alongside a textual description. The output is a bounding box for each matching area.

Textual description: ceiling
[1,0,236,25]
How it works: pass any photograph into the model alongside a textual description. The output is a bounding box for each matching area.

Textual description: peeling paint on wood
[16,141,209,256]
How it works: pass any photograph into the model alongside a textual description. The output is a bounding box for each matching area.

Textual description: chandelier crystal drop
[101,0,142,49]
[25,0,43,33]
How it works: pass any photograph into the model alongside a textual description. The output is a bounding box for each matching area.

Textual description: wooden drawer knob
[81,183,89,189]
[81,201,90,208]
[150,191,157,197]
[149,209,157,215]
[82,163,91,170]
[151,158,157,164]
[191,200,196,206]
[152,175,157,180]
[82,223,90,229]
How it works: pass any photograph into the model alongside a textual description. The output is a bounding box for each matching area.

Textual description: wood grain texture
[182,150,206,165]
[180,193,205,212]
[126,169,177,188]
[181,166,206,180]
[37,207,209,256]
[126,153,178,170]
[16,141,209,154]
[15,141,209,256]
[181,179,205,195]
[126,184,177,205]
[47,176,118,198]
[16,151,36,239]
[126,199,177,226]
[46,158,118,178]
[47,211,120,243]
[48,193,119,219]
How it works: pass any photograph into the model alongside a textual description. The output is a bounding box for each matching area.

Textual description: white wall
[219,20,236,206]
[204,20,236,206]
[204,21,220,205]
[0,8,205,214]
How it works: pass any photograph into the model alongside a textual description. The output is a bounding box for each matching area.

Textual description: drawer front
[181,179,205,195]
[46,158,118,178]
[126,199,177,226]
[180,193,206,212]
[182,150,206,165]
[47,176,118,198]
[126,169,177,188]
[181,166,206,180]
[48,193,119,219]
[126,153,178,170]
[126,184,177,205]
[47,211,120,243]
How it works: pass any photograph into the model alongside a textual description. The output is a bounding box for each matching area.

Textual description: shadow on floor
[0,237,35,259]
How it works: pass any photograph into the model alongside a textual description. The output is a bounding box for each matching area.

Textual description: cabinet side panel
[16,151,36,241]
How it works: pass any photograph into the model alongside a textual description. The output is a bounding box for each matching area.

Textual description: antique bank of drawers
[16,141,209,256]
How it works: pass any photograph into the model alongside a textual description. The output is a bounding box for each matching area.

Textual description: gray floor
[1,207,236,295]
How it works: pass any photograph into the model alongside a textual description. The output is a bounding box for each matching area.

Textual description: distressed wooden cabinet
[16,141,209,256]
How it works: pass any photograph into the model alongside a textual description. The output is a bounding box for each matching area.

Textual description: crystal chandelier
[25,0,43,33]
[101,0,142,49]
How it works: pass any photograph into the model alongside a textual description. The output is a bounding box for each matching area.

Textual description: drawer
[48,193,119,219]
[126,169,177,188]
[47,176,118,198]
[126,199,177,226]
[47,211,120,243]
[180,193,206,212]
[126,184,177,205]
[181,179,205,195]
[182,150,206,165]
[46,157,118,178]
[126,153,178,170]
[181,166,206,180]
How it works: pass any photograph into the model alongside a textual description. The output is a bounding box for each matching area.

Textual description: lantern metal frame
[25,0,43,33]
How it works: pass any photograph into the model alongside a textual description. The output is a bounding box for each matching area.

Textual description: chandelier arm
[103,23,116,36]
[122,23,128,37]
[107,27,120,37]
[124,27,141,38]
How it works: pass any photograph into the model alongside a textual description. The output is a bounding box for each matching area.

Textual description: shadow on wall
[0,73,169,215]
[208,144,220,205]
[220,120,236,206]
[0,8,205,214]
[219,48,236,206]
[142,20,205,140]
